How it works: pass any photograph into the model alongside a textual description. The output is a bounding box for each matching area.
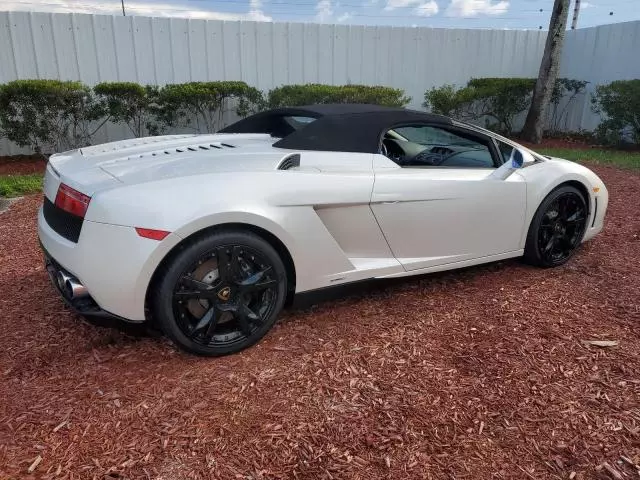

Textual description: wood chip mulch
[0,155,47,176]
[0,165,639,480]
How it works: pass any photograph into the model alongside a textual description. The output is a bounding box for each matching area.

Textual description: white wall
[0,11,638,155]
[559,20,640,132]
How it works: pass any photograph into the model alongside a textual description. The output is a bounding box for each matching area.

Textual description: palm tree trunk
[521,0,571,143]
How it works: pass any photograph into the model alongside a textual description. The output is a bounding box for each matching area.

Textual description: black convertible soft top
[219,104,452,153]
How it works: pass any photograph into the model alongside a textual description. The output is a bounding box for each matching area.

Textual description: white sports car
[38,104,608,356]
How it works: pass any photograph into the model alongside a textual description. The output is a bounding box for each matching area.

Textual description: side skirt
[375,250,524,279]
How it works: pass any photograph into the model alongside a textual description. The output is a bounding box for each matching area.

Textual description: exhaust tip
[56,270,71,292]
[65,278,89,299]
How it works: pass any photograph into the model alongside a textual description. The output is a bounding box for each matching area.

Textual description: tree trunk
[521,0,571,143]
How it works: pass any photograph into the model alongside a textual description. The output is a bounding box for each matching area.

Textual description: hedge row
[423,77,640,144]
[0,80,267,153]
[0,80,410,153]
[423,77,590,135]
[1,78,637,153]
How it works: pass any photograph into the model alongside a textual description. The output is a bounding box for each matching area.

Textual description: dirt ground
[0,165,639,480]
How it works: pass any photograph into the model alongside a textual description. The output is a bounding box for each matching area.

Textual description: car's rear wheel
[152,230,287,356]
[524,185,588,267]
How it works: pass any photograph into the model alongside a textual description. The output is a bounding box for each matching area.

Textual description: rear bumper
[37,205,174,322]
[42,246,135,326]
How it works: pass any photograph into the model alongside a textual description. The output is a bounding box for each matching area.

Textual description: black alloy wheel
[153,230,287,356]
[524,185,588,267]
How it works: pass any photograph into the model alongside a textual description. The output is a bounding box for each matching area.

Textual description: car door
[370,123,527,272]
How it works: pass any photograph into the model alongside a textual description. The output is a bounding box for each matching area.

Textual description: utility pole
[571,0,580,29]
[121,0,126,16]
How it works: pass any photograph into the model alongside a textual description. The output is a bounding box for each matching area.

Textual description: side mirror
[509,147,536,169]
[489,147,537,180]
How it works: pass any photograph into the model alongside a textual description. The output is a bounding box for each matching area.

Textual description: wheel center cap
[217,286,232,302]
[554,222,563,233]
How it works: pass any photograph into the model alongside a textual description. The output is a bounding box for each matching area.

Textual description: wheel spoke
[181,276,214,291]
[543,234,556,253]
[174,290,204,299]
[238,267,275,293]
[202,307,220,341]
[216,246,242,282]
[245,279,277,293]
[175,276,215,299]
[216,248,231,281]
[190,307,217,339]
[555,235,571,254]
[566,209,585,224]
[235,306,254,336]
[242,303,262,323]
[558,198,568,220]
[236,303,262,335]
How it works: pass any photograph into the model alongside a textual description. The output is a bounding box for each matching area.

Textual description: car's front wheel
[524,185,588,267]
[152,230,287,356]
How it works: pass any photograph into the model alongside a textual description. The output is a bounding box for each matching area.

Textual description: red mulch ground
[0,166,639,480]
[0,155,47,176]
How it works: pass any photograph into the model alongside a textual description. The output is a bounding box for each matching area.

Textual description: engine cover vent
[129,142,235,159]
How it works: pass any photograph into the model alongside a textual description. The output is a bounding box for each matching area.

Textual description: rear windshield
[281,116,316,132]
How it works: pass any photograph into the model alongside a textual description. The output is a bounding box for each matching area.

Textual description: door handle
[382,201,399,204]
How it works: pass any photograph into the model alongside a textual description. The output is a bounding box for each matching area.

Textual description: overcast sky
[2,0,638,29]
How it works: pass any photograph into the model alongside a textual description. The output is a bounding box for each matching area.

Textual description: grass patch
[0,173,43,197]
[537,147,640,170]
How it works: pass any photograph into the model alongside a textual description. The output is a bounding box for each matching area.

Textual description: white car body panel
[371,164,527,270]
[38,124,608,323]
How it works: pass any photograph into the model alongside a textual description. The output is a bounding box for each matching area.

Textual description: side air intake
[278,154,301,170]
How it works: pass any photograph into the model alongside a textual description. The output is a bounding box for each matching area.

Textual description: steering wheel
[381,138,407,165]
[411,148,444,166]
[379,140,389,157]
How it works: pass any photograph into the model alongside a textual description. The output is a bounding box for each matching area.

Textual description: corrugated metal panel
[0,11,638,155]
[560,20,640,132]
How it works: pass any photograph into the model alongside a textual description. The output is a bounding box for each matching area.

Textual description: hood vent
[278,154,301,170]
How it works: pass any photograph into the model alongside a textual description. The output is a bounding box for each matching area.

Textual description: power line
[185,0,552,11]
[3,1,551,21]
[4,0,638,26]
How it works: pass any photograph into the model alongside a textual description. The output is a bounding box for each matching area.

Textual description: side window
[497,140,516,164]
[382,125,497,168]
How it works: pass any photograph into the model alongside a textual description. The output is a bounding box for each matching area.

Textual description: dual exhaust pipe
[56,270,89,300]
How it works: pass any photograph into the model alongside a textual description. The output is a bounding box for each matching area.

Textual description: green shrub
[591,79,640,145]
[424,77,589,135]
[267,84,410,108]
[424,78,536,134]
[156,81,264,133]
[94,82,164,137]
[0,79,104,153]
[423,83,475,118]
[548,78,589,133]
[467,78,535,133]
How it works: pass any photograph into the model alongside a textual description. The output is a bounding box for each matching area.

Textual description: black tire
[152,230,287,356]
[523,185,588,268]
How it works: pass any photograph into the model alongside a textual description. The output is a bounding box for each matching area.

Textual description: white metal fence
[0,11,639,155]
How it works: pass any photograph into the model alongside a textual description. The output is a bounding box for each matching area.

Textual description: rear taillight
[54,183,91,218]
